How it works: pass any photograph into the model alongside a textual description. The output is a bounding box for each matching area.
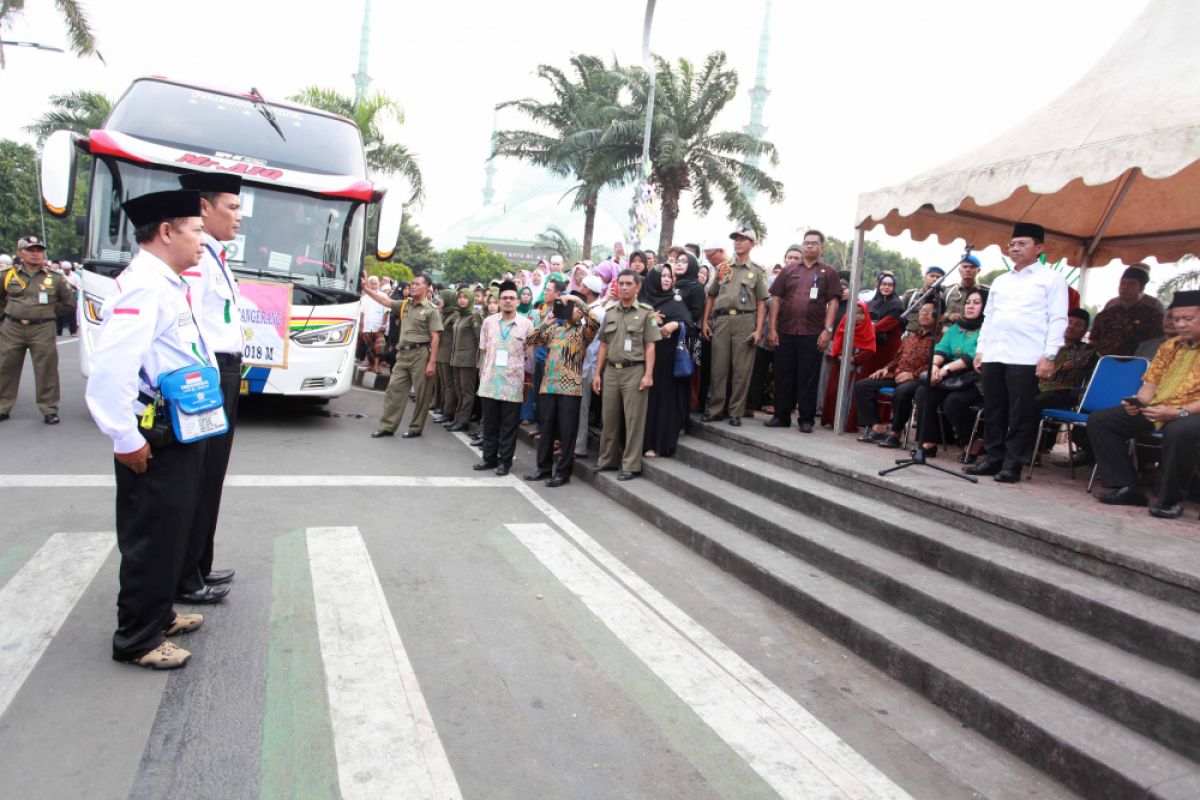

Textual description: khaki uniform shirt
[602,301,661,362]
[1,265,75,321]
[391,297,442,345]
[708,260,768,314]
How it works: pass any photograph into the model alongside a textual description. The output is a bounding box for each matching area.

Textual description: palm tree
[494,54,638,260]
[613,52,784,253]
[24,89,111,142]
[289,87,423,204]
[1157,254,1199,304]
[534,225,581,263]
[0,0,104,68]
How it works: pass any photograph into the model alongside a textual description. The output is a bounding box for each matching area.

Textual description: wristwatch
[1180,408,1190,418]
[824,326,834,334]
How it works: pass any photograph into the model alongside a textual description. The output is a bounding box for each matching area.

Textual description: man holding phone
[1088,290,1200,518]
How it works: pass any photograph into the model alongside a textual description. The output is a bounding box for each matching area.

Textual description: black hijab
[672,252,707,325]
[867,272,905,322]
[954,287,987,331]
[639,267,694,327]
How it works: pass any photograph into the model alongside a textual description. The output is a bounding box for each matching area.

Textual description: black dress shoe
[920,445,938,459]
[958,451,980,465]
[797,422,814,433]
[701,413,726,422]
[617,471,640,481]
[0,413,9,422]
[495,464,510,476]
[963,459,1003,476]
[446,422,468,432]
[591,464,618,473]
[728,416,741,427]
[44,413,60,425]
[857,429,884,443]
[432,414,450,424]
[1054,451,1094,468]
[1149,502,1183,519]
[763,417,790,429]
[175,584,230,604]
[472,460,499,471]
[546,475,570,488]
[994,468,1021,483]
[401,431,421,439]
[371,429,394,438]
[204,569,235,585]
[523,470,552,482]
[1096,486,1149,506]
[877,434,902,449]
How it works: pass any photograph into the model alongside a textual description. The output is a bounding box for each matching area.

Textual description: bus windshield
[105,80,366,176]
[86,159,366,298]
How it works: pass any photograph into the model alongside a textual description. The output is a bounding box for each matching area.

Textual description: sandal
[163,613,204,637]
[129,641,191,670]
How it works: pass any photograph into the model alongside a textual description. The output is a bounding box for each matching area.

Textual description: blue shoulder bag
[673,322,694,378]
[157,365,229,444]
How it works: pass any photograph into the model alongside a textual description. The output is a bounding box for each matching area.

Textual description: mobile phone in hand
[1123,396,1146,408]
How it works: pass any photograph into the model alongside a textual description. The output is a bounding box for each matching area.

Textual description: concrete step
[672,435,1200,678]
[642,446,1200,762]
[688,422,1200,611]
[577,465,1200,799]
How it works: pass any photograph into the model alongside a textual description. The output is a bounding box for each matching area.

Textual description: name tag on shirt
[38,291,49,304]
[178,311,199,343]
[809,286,819,300]
[624,337,633,353]
[495,348,509,368]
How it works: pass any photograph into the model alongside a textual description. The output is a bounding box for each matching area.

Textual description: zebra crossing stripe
[0,532,113,718]
[306,527,463,800]
[505,522,912,800]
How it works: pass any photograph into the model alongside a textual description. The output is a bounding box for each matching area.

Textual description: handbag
[157,364,229,444]
[940,369,979,391]
[673,322,694,378]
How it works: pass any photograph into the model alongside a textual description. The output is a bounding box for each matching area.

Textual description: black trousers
[536,393,582,477]
[113,438,207,661]
[915,383,983,446]
[1089,407,1200,503]
[747,348,774,410]
[774,333,823,425]
[178,359,241,593]
[981,362,1039,470]
[480,396,521,467]
[853,377,895,428]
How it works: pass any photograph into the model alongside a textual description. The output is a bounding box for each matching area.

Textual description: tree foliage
[821,235,924,291]
[494,54,635,259]
[24,89,111,142]
[0,138,82,259]
[390,215,439,275]
[533,225,581,263]
[364,257,414,284]
[289,87,423,204]
[1157,254,1198,304]
[441,243,509,286]
[0,0,104,68]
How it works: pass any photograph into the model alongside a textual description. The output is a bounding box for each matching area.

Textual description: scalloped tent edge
[833,0,1200,433]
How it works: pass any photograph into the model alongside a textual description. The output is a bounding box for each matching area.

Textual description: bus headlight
[291,322,354,346]
[83,292,105,324]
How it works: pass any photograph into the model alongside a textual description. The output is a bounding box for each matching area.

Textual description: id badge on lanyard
[495,348,510,368]
[809,273,819,300]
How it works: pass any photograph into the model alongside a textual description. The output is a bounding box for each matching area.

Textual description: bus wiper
[249,87,286,142]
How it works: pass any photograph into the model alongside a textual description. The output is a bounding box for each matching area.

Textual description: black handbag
[940,369,979,391]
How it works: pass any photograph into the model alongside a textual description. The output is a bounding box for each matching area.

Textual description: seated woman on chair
[913,288,986,461]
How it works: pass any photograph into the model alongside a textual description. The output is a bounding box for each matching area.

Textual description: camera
[553,299,571,321]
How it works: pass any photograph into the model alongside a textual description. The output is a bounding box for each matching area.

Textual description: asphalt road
[0,338,1076,800]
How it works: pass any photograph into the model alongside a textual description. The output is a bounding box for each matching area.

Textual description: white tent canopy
[855,0,1200,269]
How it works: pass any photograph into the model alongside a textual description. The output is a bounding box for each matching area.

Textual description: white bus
[39,77,403,398]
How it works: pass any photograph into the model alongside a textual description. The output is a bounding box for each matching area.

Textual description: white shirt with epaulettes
[180,231,243,355]
[85,249,215,454]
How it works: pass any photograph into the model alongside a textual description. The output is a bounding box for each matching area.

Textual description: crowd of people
[358,222,1200,519]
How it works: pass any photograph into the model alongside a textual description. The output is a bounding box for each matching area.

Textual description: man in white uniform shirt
[967,222,1068,482]
[86,190,212,670]
[174,171,244,603]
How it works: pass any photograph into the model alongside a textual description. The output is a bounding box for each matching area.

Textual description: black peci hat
[1168,290,1200,310]
[1012,222,1046,243]
[122,190,202,227]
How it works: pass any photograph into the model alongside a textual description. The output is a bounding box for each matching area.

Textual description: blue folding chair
[876,385,916,447]
[1028,355,1149,482]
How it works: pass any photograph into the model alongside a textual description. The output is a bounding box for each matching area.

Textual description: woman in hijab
[820,292,877,431]
[865,271,906,375]
[642,267,696,458]
[517,287,538,323]
[529,268,546,304]
[911,287,986,461]
[671,251,707,325]
[568,262,589,295]
[628,251,648,281]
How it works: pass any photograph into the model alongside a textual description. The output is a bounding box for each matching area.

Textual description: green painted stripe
[0,540,39,590]
[259,530,340,800]
[489,527,778,800]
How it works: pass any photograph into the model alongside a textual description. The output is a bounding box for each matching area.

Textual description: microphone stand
[879,245,978,483]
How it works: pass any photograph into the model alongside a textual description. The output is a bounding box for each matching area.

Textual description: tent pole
[1079,167,1140,299]
[834,226,866,434]
[1077,253,1092,305]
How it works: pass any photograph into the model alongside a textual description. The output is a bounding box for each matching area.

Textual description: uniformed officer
[173,171,245,604]
[85,190,212,670]
[432,288,458,424]
[365,273,442,438]
[591,269,661,480]
[701,227,768,426]
[0,235,76,424]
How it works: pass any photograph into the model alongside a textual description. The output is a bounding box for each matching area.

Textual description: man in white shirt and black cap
[967,222,1068,482]
[85,189,212,670]
[173,171,245,604]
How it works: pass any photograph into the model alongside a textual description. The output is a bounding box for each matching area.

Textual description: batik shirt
[530,308,599,396]
[477,313,532,402]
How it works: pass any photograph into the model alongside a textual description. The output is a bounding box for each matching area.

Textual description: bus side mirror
[41,130,80,219]
[374,187,403,261]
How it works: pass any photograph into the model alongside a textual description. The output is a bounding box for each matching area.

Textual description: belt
[6,317,53,325]
[398,342,430,351]
[715,309,750,317]
[607,359,643,370]
[215,352,242,366]
[137,391,156,406]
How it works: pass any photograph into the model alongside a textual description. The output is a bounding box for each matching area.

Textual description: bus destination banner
[237,279,292,369]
